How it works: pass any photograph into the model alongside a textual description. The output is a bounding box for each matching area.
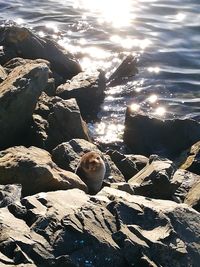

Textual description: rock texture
[0,62,49,149]
[0,64,7,82]
[107,150,148,181]
[0,187,199,266]
[124,109,200,158]
[30,93,90,150]
[0,146,87,196]
[175,141,200,175]
[56,70,106,120]
[128,155,177,199]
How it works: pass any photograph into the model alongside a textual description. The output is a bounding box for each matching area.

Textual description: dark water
[1,0,200,143]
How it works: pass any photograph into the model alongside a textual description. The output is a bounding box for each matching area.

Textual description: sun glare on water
[73,0,134,28]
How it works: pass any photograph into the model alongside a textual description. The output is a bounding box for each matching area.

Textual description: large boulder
[0,187,199,266]
[56,70,106,120]
[184,181,200,212]
[0,146,87,196]
[171,169,200,204]
[128,155,177,199]
[175,141,200,175]
[0,25,81,81]
[107,150,148,181]
[0,184,22,208]
[0,62,49,149]
[123,109,200,159]
[30,93,90,150]
[3,57,56,95]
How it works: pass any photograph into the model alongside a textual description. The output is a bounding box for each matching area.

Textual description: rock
[171,169,200,204]
[175,141,200,175]
[30,93,90,150]
[0,184,22,208]
[0,146,87,196]
[56,70,106,120]
[107,150,148,181]
[124,109,200,159]
[3,57,56,95]
[52,138,100,172]
[0,187,199,266]
[0,64,7,82]
[128,155,177,199]
[0,62,49,149]
[184,181,200,212]
[0,25,82,80]
[107,54,138,87]
[52,139,126,184]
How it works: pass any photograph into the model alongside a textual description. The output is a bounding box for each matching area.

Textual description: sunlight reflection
[148,67,160,73]
[45,22,59,33]
[147,94,158,103]
[96,122,125,143]
[130,103,140,112]
[110,35,152,50]
[154,106,166,116]
[176,13,186,22]
[38,31,45,38]
[14,18,24,25]
[74,0,133,28]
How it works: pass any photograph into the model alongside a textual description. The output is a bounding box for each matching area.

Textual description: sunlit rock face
[30,93,91,151]
[0,146,87,196]
[123,108,200,159]
[56,69,106,121]
[0,187,199,266]
[0,62,49,150]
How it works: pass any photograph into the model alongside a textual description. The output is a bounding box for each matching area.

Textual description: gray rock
[52,139,125,184]
[0,184,22,208]
[171,169,200,204]
[0,25,82,80]
[0,187,199,266]
[124,109,200,159]
[56,70,106,120]
[175,141,200,175]
[30,93,91,150]
[184,181,200,212]
[0,62,49,149]
[128,156,177,199]
[0,146,87,196]
[0,64,7,82]
[3,57,56,95]
[107,150,148,181]
[107,54,138,87]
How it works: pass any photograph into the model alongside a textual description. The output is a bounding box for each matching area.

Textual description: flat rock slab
[0,62,49,149]
[0,146,87,196]
[0,187,199,266]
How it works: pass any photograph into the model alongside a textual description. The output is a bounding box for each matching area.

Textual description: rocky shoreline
[0,24,199,267]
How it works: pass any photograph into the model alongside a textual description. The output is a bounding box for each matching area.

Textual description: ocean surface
[0,0,200,144]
